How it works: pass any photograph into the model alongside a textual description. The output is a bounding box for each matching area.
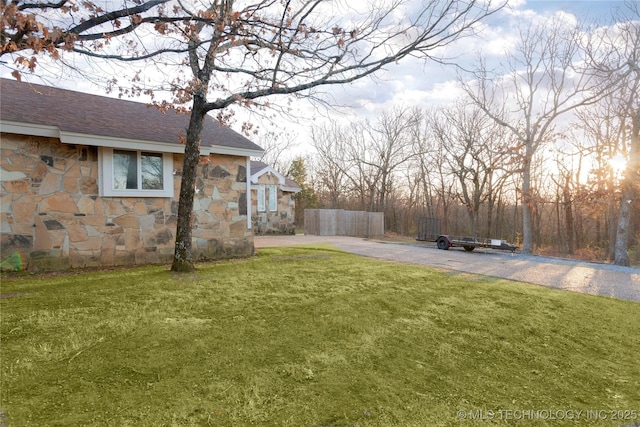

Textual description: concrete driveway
[255,235,640,303]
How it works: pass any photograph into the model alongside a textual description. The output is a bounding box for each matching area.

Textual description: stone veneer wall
[0,133,253,271]
[251,173,296,235]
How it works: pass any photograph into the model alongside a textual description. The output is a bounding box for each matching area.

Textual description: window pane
[257,185,265,212]
[141,152,163,190]
[268,185,277,211]
[114,150,137,189]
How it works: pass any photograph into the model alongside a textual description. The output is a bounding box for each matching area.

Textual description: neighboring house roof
[0,78,264,157]
[250,160,301,193]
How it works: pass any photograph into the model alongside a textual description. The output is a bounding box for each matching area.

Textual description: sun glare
[609,154,627,174]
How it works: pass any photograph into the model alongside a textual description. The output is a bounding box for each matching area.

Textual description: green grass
[1,244,639,426]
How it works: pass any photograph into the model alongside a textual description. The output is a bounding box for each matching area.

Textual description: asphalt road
[255,235,640,303]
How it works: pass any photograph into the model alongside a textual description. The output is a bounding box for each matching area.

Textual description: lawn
[1,244,639,426]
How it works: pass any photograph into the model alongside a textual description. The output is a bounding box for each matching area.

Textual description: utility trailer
[416,217,518,253]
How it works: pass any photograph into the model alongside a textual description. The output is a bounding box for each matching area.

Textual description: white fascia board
[249,169,266,184]
[1,120,184,152]
[246,157,252,230]
[208,145,264,158]
[1,120,264,158]
[1,121,60,138]
[281,186,302,193]
[60,131,187,153]
[250,165,286,185]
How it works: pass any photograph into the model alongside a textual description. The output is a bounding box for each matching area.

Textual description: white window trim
[99,147,174,197]
[246,157,252,229]
[257,185,266,212]
[268,185,277,212]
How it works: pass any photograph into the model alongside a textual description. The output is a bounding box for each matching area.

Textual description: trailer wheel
[463,246,475,252]
[436,237,450,250]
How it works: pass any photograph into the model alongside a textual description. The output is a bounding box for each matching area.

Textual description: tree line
[283,3,640,266]
[286,98,637,265]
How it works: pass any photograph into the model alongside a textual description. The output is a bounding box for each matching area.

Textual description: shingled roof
[0,78,263,156]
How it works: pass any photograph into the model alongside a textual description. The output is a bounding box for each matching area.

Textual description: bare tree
[408,112,437,220]
[362,107,421,213]
[255,130,298,173]
[432,102,509,237]
[4,0,505,271]
[311,143,341,209]
[582,1,640,265]
[311,122,356,208]
[421,108,457,232]
[312,107,420,218]
[461,16,610,254]
[573,100,626,259]
[344,120,378,210]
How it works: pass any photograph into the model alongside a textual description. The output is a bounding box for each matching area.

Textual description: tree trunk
[486,175,494,237]
[495,196,503,237]
[512,195,518,245]
[556,193,564,255]
[608,200,616,261]
[615,195,632,266]
[614,111,640,266]
[521,156,534,254]
[171,96,207,272]
[564,175,574,255]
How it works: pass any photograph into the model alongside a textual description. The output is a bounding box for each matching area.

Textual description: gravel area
[255,235,640,303]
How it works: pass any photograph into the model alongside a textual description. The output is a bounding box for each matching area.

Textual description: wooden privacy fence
[304,209,384,237]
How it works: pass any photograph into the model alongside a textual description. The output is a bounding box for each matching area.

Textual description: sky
[322,0,624,108]
[0,0,632,161]
[269,0,630,156]
[271,0,630,150]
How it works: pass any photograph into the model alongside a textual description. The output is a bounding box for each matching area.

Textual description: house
[0,78,264,271]
[250,160,300,234]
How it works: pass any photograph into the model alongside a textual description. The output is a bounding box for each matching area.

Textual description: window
[268,185,277,212]
[113,150,164,190]
[100,148,173,197]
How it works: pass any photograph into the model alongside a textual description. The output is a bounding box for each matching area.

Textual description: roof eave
[250,165,286,184]
[1,120,264,157]
[281,186,302,193]
[208,146,264,158]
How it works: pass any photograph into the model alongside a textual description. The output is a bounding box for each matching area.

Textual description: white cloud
[1,0,625,161]
[506,0,527,9]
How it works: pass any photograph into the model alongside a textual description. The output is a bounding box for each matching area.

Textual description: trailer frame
[416,217,518,253]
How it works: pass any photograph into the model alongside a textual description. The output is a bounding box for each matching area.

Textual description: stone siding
[251,173,296,235]
[0,133,252,271]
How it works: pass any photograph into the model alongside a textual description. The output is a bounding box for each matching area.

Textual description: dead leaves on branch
[1,2,77,79]
[13,55,37,73]
[154,21,169,35]
[1,0,169,79]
